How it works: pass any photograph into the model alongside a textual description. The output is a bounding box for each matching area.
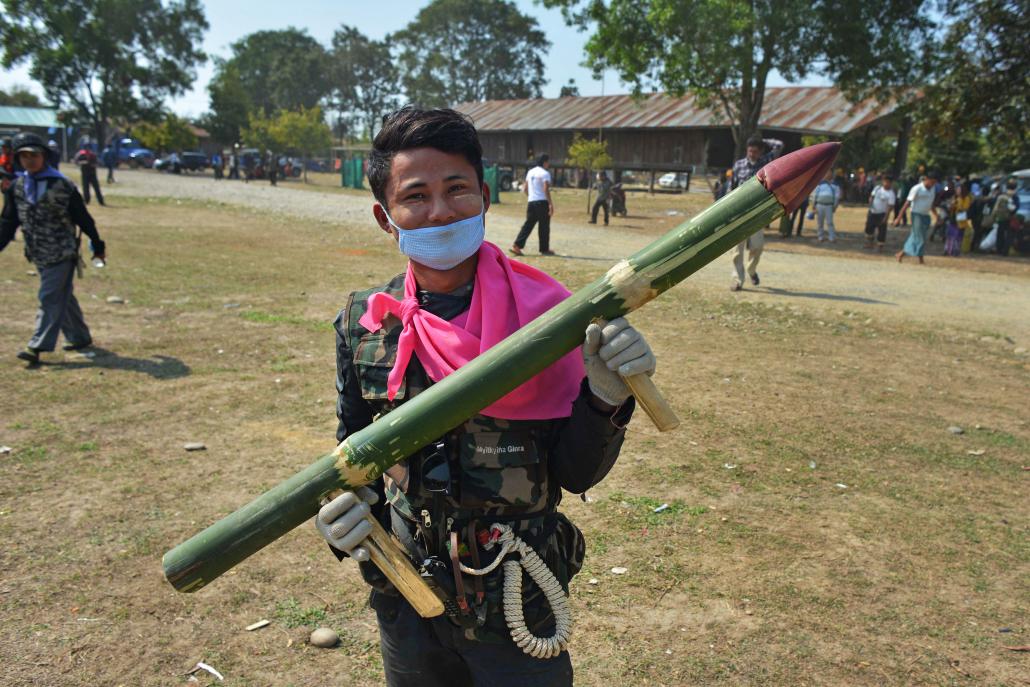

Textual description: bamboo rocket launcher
[163,143,841,593]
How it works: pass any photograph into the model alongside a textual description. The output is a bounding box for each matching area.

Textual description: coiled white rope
[458,523,572,659]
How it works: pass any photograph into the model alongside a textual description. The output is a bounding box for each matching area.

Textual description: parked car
[658,171,692,190]
[180,151,208,172]
[153,153,181,173]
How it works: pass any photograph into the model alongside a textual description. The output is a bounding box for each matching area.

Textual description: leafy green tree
[222,29,329,115]
[392,0,550,107]
[559,79,580,97]
[240,110,279,157]
[0,84,46,107]
[1,0,207,146]
[330,26,400,141]
[566,134,612,212]
[273,106,332,183]
[914,0,1029,170]
[543,0,933,158]
[134,113,198,154]
[201,61,252,145]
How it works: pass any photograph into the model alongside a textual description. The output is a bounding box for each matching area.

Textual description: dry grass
[0,195,1026,686]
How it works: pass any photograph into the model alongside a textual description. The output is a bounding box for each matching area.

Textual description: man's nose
[425,195,458,225]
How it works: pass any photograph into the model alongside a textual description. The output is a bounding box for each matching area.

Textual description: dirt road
[107,170,1030,344]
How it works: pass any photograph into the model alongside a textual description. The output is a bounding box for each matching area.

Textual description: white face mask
[383,202,486,271]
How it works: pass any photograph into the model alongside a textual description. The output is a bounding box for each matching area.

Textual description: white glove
[315,487,379,562]
[582,317,657,406]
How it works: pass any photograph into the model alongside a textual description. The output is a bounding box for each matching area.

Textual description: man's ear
[372,203,396,238]
[481,183,492,214]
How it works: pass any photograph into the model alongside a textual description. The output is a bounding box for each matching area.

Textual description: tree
[273,106,332,183]
[914,0,1029,170]
[543,0,933,159]
[1,0,207,147]
[0,84,46,107]
[329,26,400,141]
[566,134,612,212]
[201,61,252,145]
[392,0,550,107]
[134,113,198,154]
[240,110,279,158]
[222,29,329,115]
[559,79,580,98]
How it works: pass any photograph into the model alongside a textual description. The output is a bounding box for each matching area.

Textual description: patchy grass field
[0,194,1027,686]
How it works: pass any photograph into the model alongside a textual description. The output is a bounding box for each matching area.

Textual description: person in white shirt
[809,170,840,242]
[511,154,555,256]
[893,170,940,263]
[864,174,897,251]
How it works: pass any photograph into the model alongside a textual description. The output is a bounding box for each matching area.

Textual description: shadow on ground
[39,347,191,379]
[761,287,895,306]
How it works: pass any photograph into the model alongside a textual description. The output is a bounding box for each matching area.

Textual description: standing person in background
[212,151,223,180]
[73,142,105,206]
[811,170,840,243]
[970,185,990,250]
[46,140,61,170]
[987,178,1020,256]
[102,146,116,183]
[864,174,896,251]
[229,148,239,180]
[713,169,732,201]
[267,151,278,187]
[954,182,974,253]
[511,154,554,256]
[589,171,612,225]
[894,170,939,264]
[729,135,782,291]
[790,194,810,237]
[0,139,14,192]
[0,133,106,364]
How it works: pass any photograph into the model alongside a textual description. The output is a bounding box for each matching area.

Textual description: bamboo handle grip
[327,489,445,618]
[622,372,680,432]
[594,318,680,432]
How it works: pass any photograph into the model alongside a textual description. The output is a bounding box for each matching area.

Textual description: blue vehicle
[101,137,155,169]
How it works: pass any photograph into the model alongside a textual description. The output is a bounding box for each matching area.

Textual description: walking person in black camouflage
[0,133,106,364]
[314,107,659,687]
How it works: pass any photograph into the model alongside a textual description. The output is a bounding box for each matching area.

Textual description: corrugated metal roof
[454,87,896,136]
[0,106,60,129]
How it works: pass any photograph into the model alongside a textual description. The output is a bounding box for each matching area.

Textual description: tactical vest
[343,273,563,530]
[12,176,81,267]
[344,274,586,642]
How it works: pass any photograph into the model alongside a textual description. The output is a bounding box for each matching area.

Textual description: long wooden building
[454,87,901,181]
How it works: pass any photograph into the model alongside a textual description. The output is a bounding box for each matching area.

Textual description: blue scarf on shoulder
[18,165,66,205]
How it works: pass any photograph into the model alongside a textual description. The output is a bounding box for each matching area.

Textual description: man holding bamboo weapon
[317,107,656,686]
[162,106,838,686]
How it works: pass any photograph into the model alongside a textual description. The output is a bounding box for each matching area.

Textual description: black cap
[12,132,47,154]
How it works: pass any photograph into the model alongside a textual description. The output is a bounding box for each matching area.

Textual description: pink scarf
[358,241,584,420]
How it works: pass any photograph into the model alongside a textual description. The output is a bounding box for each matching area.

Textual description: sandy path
[105,170,1030,344]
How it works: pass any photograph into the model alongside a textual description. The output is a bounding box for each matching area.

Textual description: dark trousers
[105,164,115,183]
[590,196,609,224]
[865,211,888,244]
[515,200,551,251]
[81,167,104,205]
[28,258,91,352]
[372,591,573,687]
[791,199,808,235]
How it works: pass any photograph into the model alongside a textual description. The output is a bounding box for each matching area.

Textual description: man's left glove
[583,317,657,406]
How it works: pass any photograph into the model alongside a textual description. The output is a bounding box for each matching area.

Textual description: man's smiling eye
[404,192,426,202]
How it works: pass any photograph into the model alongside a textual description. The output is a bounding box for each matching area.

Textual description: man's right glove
[582,317,657,406]
[315,487,379,562]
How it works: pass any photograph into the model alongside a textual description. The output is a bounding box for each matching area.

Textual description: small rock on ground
[948,426,965,435]
[310,627,339,648]
[106,296,125,304]
[183,442,207,451]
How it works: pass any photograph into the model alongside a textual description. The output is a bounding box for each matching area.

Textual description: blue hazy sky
[2,0,825,116]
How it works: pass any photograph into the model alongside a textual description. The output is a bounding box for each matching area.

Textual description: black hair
[537,153,550,167]
[368,106,483,208]
[882,173,893,181]
[746,135,764,149]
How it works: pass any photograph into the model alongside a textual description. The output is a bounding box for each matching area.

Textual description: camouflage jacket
[333,272,634,642]
[0,174,103,267]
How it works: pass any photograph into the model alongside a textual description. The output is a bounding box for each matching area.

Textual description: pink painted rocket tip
[758,142,841,214]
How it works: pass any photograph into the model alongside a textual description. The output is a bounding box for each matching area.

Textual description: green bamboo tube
[163,162,814,592]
